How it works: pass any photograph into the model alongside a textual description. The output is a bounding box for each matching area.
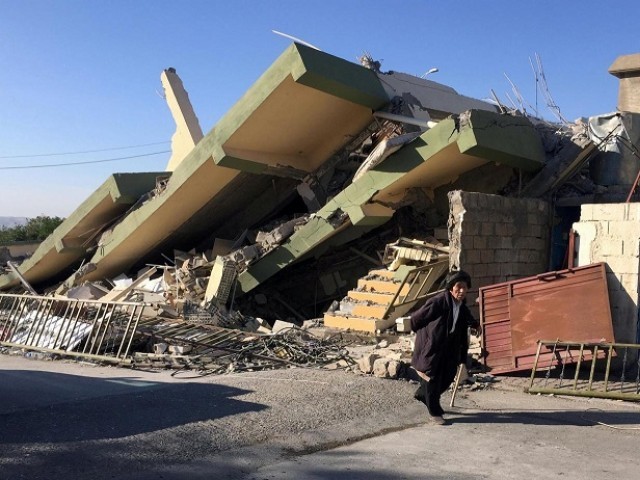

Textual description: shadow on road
[0,369,265,444]
[448,408,640,427]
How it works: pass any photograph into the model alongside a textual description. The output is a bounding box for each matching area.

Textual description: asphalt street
[1,354,639,479]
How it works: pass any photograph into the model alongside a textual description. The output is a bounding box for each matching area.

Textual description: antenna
[533,53,568,125]
[529,56,539,117]
[490,89,508,114]
[503,73,537,115]
[271,30,321,51]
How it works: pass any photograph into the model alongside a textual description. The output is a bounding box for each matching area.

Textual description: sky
[1,0,638,218]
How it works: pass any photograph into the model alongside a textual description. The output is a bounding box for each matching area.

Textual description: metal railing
[0,293,147,363]
[526,340,640,401]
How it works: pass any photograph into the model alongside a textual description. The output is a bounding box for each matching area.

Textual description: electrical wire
[0,150,170,170]
[0,141,170,159]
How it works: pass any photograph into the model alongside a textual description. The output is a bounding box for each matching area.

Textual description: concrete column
[161,68,204,171]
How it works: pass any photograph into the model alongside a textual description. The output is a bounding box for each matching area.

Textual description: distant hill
[0,217,29,228]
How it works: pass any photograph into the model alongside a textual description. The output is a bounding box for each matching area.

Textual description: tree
[0,216,64,244]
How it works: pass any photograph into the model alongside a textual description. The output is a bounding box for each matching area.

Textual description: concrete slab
[0,173,163,290]
[237,110,545,295]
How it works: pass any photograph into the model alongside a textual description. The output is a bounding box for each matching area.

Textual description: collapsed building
[1,45,640,399]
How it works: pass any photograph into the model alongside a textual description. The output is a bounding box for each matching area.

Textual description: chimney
[609,53,640,113]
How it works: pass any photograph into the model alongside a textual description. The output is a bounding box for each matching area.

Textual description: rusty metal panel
[479,263,615,373]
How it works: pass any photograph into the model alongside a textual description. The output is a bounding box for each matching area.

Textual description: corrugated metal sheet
[479,263,615,373]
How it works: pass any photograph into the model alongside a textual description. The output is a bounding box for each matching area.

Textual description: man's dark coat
[410,290,478,392]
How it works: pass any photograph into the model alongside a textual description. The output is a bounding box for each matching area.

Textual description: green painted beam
[456,110,545,171]
[0,172,164,290]
[291,44,389,108]
[236,109,546,295]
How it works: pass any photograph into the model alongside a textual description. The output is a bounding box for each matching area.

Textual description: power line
[0,150,170,170]
[0,141,171,159]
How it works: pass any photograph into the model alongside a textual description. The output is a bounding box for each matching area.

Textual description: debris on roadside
[2,47,640,404]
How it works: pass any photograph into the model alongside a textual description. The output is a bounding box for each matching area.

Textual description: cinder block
[486,265,502,279]
[475,264,489,277]
[580,204,595,221]
[494,249,510,263]
[619,273,640,294]
[461,221,481,236]
[530,224,549,238]
[481,223,494,236]
[499,237,513,249]
[537,200,550,216]
[480,249,495,263]
[461,263,476,277]
[599,238,624,257]
[516,263,537,276]
[606,256,640,275]
[460,192,479,209]
[608,220,640,238]
[528,236,547,250]
[461,248,481,264]
[625,203,640,221]
[494,223,509,236]
[592,203,627,221]
[516,249,529,263]
[527,213,542,225]
[513,237,528,249]
[474,236,488,250]
[623,239,640,257]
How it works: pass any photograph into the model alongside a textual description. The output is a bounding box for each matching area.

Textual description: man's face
[450,281,468,302]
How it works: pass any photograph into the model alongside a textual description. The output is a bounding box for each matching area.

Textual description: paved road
[1,354,639,479]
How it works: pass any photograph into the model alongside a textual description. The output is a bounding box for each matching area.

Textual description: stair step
[352,303,389,319]
[323,313,396,333]
[348,290,395,304]
[366,269,396,280]
[357,279,410,295]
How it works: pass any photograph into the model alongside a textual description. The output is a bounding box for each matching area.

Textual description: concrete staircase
[323,261,447,333]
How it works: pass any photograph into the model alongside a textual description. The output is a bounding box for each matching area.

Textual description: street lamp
[421,68,439,78]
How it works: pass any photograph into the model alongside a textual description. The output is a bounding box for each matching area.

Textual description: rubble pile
[132,323,356,375]
[2,46,640,401]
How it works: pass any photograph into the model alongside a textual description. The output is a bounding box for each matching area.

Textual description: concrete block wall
[573,203,640,343]
[448,190,550,315]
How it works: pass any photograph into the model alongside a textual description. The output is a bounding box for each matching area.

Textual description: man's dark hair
[444,270,472,290]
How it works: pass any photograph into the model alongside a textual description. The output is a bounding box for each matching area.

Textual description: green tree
[0,216,64,244]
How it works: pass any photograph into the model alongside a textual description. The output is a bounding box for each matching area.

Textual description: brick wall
[448,190,550,314]
[573,203,640,343]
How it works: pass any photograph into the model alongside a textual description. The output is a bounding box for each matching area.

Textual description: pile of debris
[3,46,640,405]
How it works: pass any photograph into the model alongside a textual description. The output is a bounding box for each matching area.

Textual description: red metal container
[479,263,615,373]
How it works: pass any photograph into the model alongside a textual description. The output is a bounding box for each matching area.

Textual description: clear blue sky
[1,0,638,218]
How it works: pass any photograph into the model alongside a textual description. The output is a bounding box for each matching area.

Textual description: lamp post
[421,68,439,78]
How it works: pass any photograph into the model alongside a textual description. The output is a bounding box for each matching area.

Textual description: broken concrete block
[272,319,296,334]
[396,316,411,333]
[254,317,272,334]
[302,319,321,329]
[387,359,403,379]
[66,283,106,300]
[358,354,379,374]
[168,345,192,355]
[373,358,390,378]
[377,339,389,348]
[153,343,168,354]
